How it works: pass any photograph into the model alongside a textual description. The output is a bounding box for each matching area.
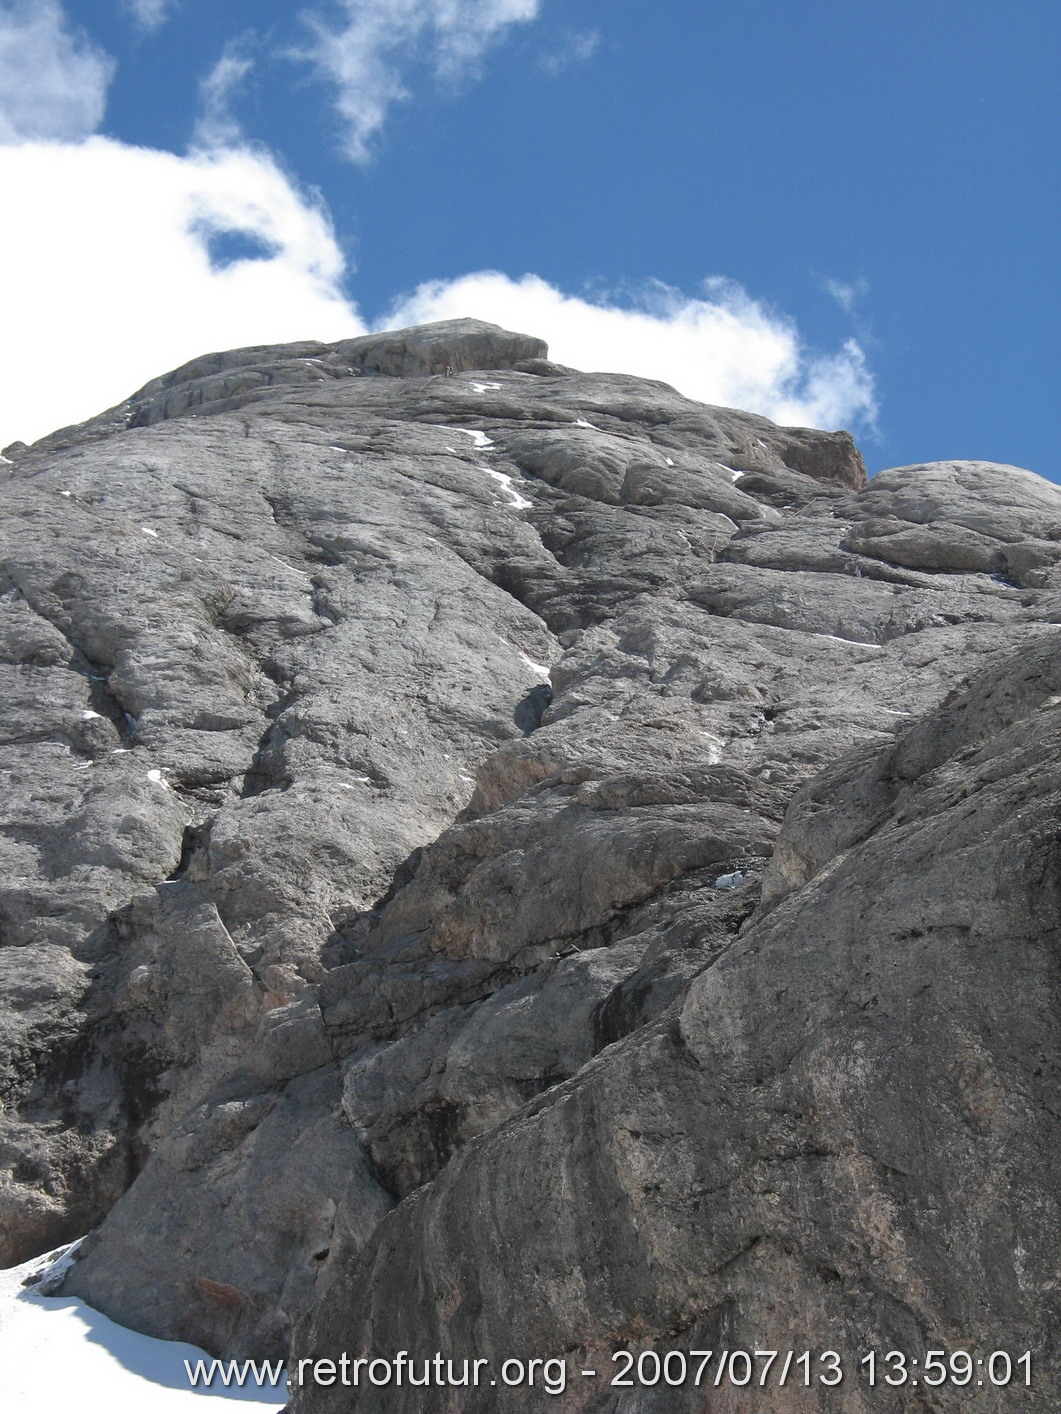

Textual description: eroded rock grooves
[1,319,1058,1410]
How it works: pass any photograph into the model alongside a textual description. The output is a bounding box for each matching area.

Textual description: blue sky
[1,0,1057,478]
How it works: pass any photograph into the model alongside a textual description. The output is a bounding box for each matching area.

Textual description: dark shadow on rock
[513,683,552,735]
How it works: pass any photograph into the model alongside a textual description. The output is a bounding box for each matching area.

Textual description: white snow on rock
[60,490,73,497]
[469,382,501,393]
[0,454,12,465]
[145,769,167,787]
[808,633,882,650]
[721,466,744,482]
[81,710,103,720]
[517,650,551,681]
[478,467,532,511]
[0,1244,284,1412]
[455,428,495,450]
[269,556,312,579]
[714,870,747,889]
[574,418,597,429]
[141,527,160,539]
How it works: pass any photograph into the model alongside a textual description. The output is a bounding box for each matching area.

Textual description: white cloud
[539,28,600,77]
[0,138,363,449]
[298,0,541,163]
[0,1,875,453]
[0,0,114,142]
[124,0,175,31]
[385,272,878,431]
[823,276,869,317]
[0,145,877,451]
[194,42,254,149]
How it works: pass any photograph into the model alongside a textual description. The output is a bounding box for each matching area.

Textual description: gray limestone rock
[294,633,1061,1413]
[0,319,1057,1408]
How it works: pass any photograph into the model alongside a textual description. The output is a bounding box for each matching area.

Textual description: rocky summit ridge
[1,319,1059,1411]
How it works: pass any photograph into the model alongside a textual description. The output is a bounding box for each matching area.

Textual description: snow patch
[715,870,747,889]
[720,466,744,482]
[469,382,501,393]
[59,490,73,497]
[456,428,495,450]
[575,417,597,429]
[270,556,312,578]
[145,769,168,787]
[665,457,674,466]
[141,527,160,539]
[479,467,532,511]
[0,1242,284,1410]
[517,650,551,681]
[81,710,103,720]
[0,455,12,465]
[809,633,882,649]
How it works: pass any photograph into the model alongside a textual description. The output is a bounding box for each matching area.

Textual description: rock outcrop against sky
[1,320,1059,1411]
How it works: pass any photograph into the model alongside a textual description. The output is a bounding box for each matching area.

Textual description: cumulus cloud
[298,0,540,163]
[0,139,363,448]
[0,0,114,142]
[385,272,878,431]
[194,42,255,149]
[0,4,875,448]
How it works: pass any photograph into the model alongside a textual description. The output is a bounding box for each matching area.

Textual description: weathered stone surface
[295,632,1061,1413]
[0,319,1058,1407]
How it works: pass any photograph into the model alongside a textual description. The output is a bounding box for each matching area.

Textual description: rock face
[0,319,1058,1408]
